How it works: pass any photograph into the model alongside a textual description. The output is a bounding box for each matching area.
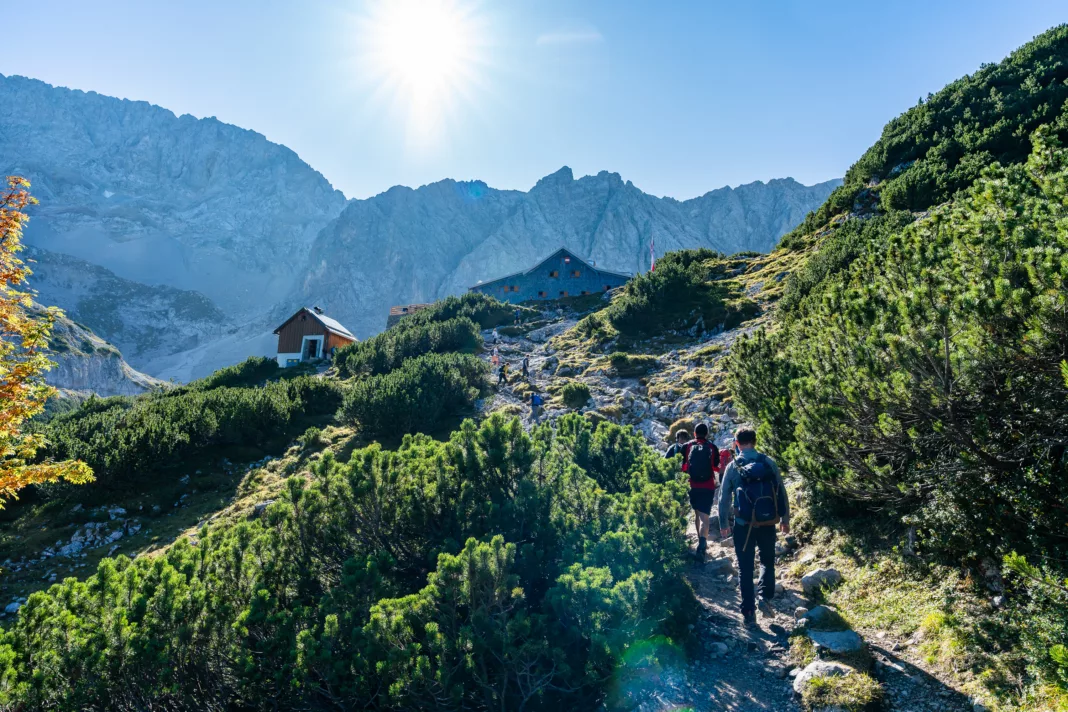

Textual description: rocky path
[615,526,803,712]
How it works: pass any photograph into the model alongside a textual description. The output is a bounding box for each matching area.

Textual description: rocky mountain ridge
[2,72,838,382]
[291,168,840,339]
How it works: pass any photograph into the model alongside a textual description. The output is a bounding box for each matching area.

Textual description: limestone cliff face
[291,169,840,337]
[0,72,347,372]
[39,306,165,398]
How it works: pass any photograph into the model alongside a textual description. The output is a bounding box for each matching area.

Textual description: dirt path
[613,523,802,712]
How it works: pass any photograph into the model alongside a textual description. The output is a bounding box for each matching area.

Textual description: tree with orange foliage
[0,176,92,504]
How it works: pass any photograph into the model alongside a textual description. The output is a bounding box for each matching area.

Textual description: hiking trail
[477,312,978,712]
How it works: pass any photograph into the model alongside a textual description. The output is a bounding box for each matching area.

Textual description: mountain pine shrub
[560,381,591,409]
[586,250,757,338]
[39,376,341,489]
[778,24,1068,250]
[0,413,694,711]
[335,315,482,378]
[339,352,487,438]
[729,132,1068,695]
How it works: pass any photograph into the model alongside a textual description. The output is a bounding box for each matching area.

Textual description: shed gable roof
[470,247,631,290]
[273,307,357,341]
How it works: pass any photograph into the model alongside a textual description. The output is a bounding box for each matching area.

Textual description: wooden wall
[276,312,328,353]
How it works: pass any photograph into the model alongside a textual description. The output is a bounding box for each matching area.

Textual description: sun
[358,0,484,147]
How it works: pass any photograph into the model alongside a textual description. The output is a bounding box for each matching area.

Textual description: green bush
[730,135,1068,695]
[334,315,481,378]
[189,356,282,390]
[0,414,693,711]
[299,426,324,451]
[609,352,659,377]
[339,352,487,438]
[778,24,1068,250]
[401,292,529,331]
[590,250,757,338]
[39,376,342,489]
[560,381,591,409]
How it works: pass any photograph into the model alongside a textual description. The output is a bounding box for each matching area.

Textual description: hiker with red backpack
[717,426,789,625]
[681,422,719,561]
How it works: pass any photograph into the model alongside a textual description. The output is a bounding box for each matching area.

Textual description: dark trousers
[733,522,777,615]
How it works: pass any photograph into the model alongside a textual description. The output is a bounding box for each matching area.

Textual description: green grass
[608,352,659,377]
[800,672,882,712]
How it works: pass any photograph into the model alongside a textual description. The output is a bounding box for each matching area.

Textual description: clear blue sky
[4,1,1065,199]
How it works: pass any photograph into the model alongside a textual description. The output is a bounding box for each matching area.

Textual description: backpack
[684,439,718,483]
[531,394,543,406]
[734,454,780,526]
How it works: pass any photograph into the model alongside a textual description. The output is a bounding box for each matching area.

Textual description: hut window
[538,290,546,297]
[511,285,518,292]
[549,270,559,278]
[604,285,612,291]
[581,290,588,295]
[559,290,568,297]
[571,270,581,278]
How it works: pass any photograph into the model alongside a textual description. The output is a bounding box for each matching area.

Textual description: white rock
[792,660,856,695]
[809,630,865,655]
[801,567,843,596]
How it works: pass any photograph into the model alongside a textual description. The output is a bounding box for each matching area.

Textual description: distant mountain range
[0,73,840,381]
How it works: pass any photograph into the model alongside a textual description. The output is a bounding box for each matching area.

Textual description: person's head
[694,422,709,440]
[734,426,757,449]
[675,429,690,444]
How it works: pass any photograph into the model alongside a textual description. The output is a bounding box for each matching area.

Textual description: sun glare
[359,0,484,147]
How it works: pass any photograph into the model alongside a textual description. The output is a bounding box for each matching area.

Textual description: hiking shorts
[689,488,716,515]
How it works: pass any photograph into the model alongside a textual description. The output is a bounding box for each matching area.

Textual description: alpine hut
[273,306,356,367]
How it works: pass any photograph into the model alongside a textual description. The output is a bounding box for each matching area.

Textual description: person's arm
[718,465,736,537]
[769,457,790,529]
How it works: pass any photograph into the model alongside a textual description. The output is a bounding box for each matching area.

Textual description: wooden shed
[273,306,357,367]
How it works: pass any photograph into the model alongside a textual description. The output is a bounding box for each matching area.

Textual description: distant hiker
[718,445,734,477]
[491,351,500,367]
[530,391,543,420]
[492,328,500,344]
[497,362,509,386]
[717,426,789,625]
[681,423,719,561]
[514,308,521,325]
[521,355,530,378]
[664,429,690,460]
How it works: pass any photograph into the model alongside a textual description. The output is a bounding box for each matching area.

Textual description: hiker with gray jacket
[717,426,790,625]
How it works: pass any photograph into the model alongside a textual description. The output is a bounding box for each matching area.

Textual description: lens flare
[356,0,486,148]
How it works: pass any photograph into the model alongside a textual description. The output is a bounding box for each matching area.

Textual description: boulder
[801,567,843,595]
[809,630,866,655]
[4,601,21,615]
[251,500,276,519]
[803,605,843,628]
[792,660,855,695]
[794,606,810,619]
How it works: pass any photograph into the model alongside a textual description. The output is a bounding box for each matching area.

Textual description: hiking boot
[758,599,775,619]
[742,611,757,626]
[696,536,707,559]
